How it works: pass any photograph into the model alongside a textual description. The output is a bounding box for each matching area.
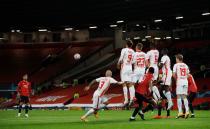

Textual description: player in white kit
[129,43,146,106]
[117,40,135,106]
[173,54,190,119]
[159,48,173,110]
[153,48,173,119]
[132,43,146,83]
[145,43,161,102]
[146,43,159,81]
[81,70,122,122]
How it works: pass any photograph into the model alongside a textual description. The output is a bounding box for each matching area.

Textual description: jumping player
[131,43,146,83]
[187,74,197,118]
[130,43,146,106]
[129,67,156,121]
[17,74,31,117]
[146,43,159,81]
[173,54,190,119]
[80,70,122,122]
[117,40,135,106]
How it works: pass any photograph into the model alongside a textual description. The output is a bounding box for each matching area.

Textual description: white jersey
[161,55,171,73]
[133,51,146,70]
[173,63,190,82]
[146,49,159,66]
[95,77,118,96]
[118,48,135,68]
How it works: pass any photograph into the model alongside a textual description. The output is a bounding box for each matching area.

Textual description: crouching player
[129,67,157,121]
[80,70,122,122]
[17,74,31,117]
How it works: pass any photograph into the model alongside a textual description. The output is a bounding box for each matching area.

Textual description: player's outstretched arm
[84,79,96,91]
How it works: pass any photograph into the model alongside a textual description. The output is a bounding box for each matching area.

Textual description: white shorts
[120,65,132,82]
[176,80,188,95]
[92,91,108,109]
[131,69,145,83]
[161,70,172,86]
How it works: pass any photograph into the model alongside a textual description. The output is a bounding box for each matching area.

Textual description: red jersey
[188,74,197,93]
[17,80,31,97]
[136,73,153,95]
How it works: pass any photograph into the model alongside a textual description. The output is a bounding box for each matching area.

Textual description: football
[74,53,81,60]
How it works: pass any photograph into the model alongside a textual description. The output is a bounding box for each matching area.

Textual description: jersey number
[180,68,186,76]
[99,81,105,89]
[137,58,145,67]
[127,54,132,63]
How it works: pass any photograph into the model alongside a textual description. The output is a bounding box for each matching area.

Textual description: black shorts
[20,96,29,103]
[188,92,196,103]
[135,92,151,104]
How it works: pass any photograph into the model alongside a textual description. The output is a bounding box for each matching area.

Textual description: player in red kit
[129,67,156,121]
[187,74,197,118]
[17,74,32,117]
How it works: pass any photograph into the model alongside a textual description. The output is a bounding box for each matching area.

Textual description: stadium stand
[1,40,210,109]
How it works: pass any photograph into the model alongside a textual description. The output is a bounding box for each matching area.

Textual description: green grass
[0,110,210,129]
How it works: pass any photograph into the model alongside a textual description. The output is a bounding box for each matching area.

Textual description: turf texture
[0,110,210,129]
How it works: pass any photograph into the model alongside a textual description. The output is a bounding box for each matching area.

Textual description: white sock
[129,86,135,102]
[139,110,144,114]
[130,116,135,119]
[165,91,173,104]
[84,108,95,117]
[152,86,161,99]
[177,98,182,113]
[183,98,189,112]
[123,86,128,104]
[153,92,158,102]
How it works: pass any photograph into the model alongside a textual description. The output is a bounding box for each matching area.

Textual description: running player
[173,54,190,119]
[129,67,156,121]
[80,70,122,122]
[187,74,197,118]
[17,74,31,117]
[117,40,135,106]
[154,48,173,118]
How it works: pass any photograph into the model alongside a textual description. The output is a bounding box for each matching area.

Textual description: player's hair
[136,43,143,50]
[23,74,28,77]
[161,48,168,55]
[126,40,133,48]
[150,43,156,49]
[175,54,183,61]
[23,74,28,80]
[152,80,157,85]
[148,67,155,74]
[105,70,112,77]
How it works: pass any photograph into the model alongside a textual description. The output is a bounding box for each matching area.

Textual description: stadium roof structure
[0,0,210,31]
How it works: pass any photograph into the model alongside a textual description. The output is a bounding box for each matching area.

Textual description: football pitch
[0,110,210,129]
